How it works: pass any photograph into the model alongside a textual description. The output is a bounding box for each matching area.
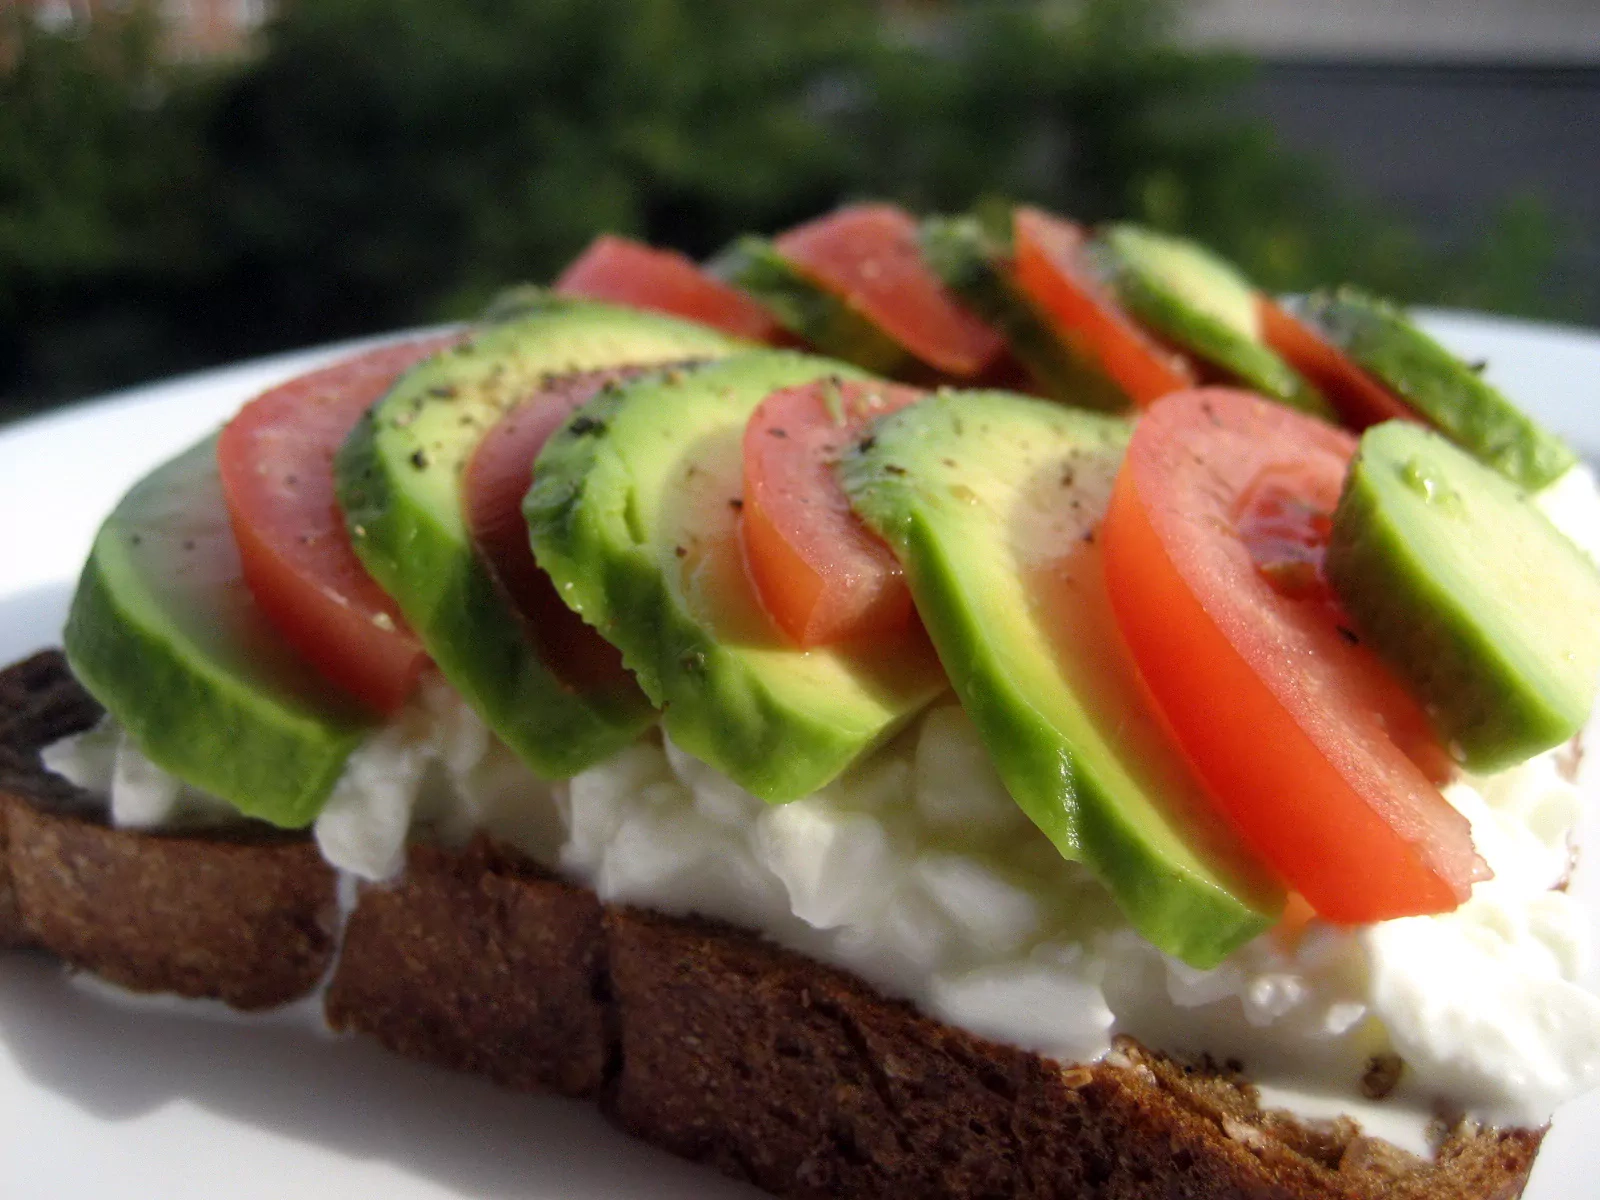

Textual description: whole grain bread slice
[0,650,1546,1199]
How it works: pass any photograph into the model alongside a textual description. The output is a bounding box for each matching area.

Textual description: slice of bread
[0,651,1546,1199]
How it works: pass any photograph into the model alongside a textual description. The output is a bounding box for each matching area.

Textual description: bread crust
[0,791,24,950]
[603,907,1541,1200]
[0,651,338,1009]
[0,650,1546,1198]
[326,838,610,1098]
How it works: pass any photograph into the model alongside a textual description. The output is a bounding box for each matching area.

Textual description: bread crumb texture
[0,651,1544,1198]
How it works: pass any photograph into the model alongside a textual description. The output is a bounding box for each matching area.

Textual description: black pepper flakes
[1361,1054,1404,1100]
[569,416,606,437]
[410,450,430,470]
[1336,626,1360,645]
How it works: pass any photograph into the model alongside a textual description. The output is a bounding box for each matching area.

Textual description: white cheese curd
[1536,461,1600,566]
[38,694,1600,1150]
[41,673,556,881]
[43,717,235,828]
[313,672,558,881]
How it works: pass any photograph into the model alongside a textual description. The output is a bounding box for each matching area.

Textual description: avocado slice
[919,214,1128,411]
[1327,421,1600,772]
[1297,289,1576,490]
[335,296,746,778]
[65,435,370,827]
[708,235,916,377]
[839,389,1283,966]
[525,351,949,801]
[1094,224,1332,418]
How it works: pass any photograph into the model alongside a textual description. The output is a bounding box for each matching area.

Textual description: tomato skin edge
[775,205,1006,379]
[1258,297,1421,430]
[555,234,787,344]
[739,378,923,647]
[217,338,454,715]
[224,505,425,715]
[1011,207,1198,407]
[1099,390,1482,923]
[462,369,641,695]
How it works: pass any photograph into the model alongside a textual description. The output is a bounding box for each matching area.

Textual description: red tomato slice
[1100,388,1486,923]
[1011,206,1198,406]
[463,368,640,694]
[774,205,1004,378]
[1258,297,1420,430]
[555,234,787,344]
[218,337,457,714]
[741,378,924,646]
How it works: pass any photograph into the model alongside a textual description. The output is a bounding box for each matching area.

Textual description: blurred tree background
[0,0,1585,419]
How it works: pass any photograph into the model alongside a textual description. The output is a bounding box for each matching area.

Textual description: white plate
[2,316,1599,1198]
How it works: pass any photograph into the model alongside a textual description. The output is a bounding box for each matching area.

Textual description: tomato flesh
[1100,388,1485,923]
[555,234,786,344]
[741,378,924,646]
[1258,297,1419,430]
[775,205,1004,378]
[217,337,456,714]
[1011,207,1198,406]
[463,368,640,693]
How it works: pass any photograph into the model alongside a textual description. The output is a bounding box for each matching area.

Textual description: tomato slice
[1258,297,1420,430]
[554,234,787,344]
[774,205,1004,378]
[217,337,456,714]
[1100,388,1486,923]
[1011,207,1198,406]
[741,378,924,646]
[463,368,640,693]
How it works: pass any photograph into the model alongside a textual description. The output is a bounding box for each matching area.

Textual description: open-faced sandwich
[5,203,1600,1199]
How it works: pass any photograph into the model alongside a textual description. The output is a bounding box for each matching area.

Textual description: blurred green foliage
[0,0,1583,416]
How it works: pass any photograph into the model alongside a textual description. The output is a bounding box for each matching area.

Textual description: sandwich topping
[31,207,1600,1167]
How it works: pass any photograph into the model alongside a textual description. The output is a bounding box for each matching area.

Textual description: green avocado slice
[1328,421,1600,771]
[1298,288,1576,491]
[1094,224,1332,419]
[525,351,949,801]
[839,389,1283,966]
[65,435,370,827]
[335,296,746,778]
[708,235,917,376]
